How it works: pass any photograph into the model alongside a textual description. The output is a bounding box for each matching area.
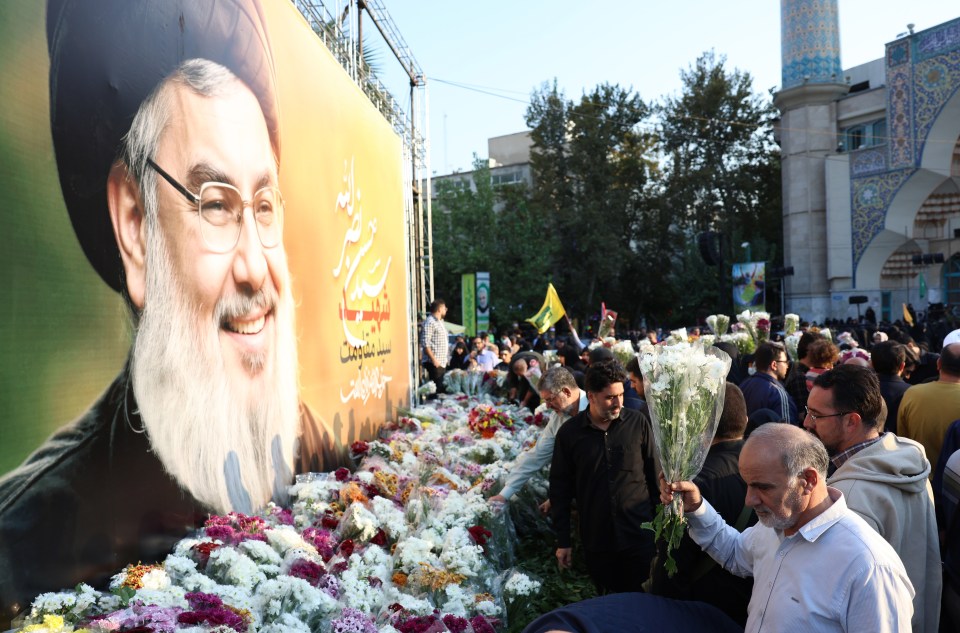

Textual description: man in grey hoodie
[805,364,941,633]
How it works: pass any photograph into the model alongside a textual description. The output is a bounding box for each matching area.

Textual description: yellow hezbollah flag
[902,303,914,326]
[527,283,567,334]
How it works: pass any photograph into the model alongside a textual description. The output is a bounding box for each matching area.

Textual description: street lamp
[740,241,751,263]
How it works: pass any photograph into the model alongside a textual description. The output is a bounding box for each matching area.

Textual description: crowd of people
[420,298,960,632]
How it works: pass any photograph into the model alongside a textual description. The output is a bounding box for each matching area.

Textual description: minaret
[774,0,848,319]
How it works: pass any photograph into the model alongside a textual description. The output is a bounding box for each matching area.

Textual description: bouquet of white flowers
[610,339,637,368]
[784,332,801,362]
[784,313,800,336]
[706,314,730,336]
[639,340,731,575]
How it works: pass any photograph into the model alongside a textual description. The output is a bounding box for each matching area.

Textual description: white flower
[393,536,441,574]
[475,597,500,616]
[382,586,434,615]
[439,527,485,577]
[503,571,541,598]
[240,538,284,568]
[267,525,319,558]
[140,568,171,591]
[439,583,472,616]
[257,576,338,622]
[206,546,266,592]
[342,502,380,541]
[132,586,187,609]
[258,612,313,633]
[371,495,410,540]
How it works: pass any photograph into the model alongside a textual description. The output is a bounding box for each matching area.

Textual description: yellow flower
[23,614,65,632]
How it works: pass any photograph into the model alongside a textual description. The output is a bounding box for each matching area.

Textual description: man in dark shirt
[872,341,910,433]
[784,331,822,413]
[550,359,659,593]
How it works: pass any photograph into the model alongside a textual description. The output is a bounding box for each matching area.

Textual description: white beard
[131,226,300,514]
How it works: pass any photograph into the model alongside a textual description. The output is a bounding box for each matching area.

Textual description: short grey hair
[122,58,245,227]
[537,366,577,394]
[747,423,829,479]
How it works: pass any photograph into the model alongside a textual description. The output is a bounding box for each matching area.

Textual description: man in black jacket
[872,341,910,433]
[550,359,659,593]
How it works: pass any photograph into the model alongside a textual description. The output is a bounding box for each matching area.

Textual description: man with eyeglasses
[805,364,940,633]
[0,1,341,625]
[739,341,800,424]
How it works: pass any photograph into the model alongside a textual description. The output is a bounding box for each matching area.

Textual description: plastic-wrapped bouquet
[639,340,731,575]
[736,310,770,346]
[416,381,437,400]
[784,313,799,336]
[784,332,801,362]
[706,314,730,336]
[609,339,636,367]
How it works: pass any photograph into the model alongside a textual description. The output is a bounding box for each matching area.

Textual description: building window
[491,170,523,187]
[842,119,887,151]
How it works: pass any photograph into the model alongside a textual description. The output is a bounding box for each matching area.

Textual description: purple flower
[302,527,338,561]
[330,607,378,633]
[288,559,327,585]
[470,615,498,633]
[442,614,469,633]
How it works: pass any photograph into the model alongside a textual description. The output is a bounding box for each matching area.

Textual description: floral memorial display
[638,340,731,575]
[13,397,548,633]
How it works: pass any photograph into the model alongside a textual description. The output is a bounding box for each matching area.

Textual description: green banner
[462,273,476,338]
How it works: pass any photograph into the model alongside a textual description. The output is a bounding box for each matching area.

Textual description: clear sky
[367,1,959,175]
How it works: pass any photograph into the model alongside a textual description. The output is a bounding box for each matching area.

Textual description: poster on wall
[733,262,766,311]
[462,273,477,337]
[476,271,490,334]
[0,0,411,620]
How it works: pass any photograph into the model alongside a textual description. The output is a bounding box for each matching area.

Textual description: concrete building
[776,0,960,322]
[431,131,533,198]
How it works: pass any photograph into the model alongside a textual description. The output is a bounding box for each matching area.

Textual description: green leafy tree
[654,51,782,322]
[431,156,552,331]
[526,81,657,323]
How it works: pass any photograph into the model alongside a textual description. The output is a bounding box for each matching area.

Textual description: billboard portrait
[476,271,490,334]
[0,0,411,623]
[733,262,766,311]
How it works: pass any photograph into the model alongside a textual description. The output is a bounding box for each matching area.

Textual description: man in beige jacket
[806,364,940,633]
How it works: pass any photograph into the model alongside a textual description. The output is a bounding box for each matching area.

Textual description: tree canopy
[430,51,782,332]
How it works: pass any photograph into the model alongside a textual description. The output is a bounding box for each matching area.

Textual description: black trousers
[585,544,655,595]
[424,363,445,394]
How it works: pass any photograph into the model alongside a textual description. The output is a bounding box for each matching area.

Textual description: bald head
[745,423,829,480]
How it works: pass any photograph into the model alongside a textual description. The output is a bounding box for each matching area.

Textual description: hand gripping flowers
[639,340,731,575]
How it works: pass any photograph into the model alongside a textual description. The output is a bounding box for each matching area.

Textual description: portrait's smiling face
[124,66,300,514]
[152,80,287,396]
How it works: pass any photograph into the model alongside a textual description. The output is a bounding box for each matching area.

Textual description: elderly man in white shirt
[490,366,587,505]
[662,423,914,633]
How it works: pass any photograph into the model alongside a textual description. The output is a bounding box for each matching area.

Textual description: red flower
[191,542,221,569]
[370,529,388,546]
[288,559,326,585]
[351,440,370,456]
[321,514,340,530]
[468,525,492,548]
[339,539,355,557]
[335,467,350,482]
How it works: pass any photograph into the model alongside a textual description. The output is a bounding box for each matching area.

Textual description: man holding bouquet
[662,423,914,632]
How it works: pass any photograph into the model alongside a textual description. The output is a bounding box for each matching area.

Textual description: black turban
[47,0,281,292]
